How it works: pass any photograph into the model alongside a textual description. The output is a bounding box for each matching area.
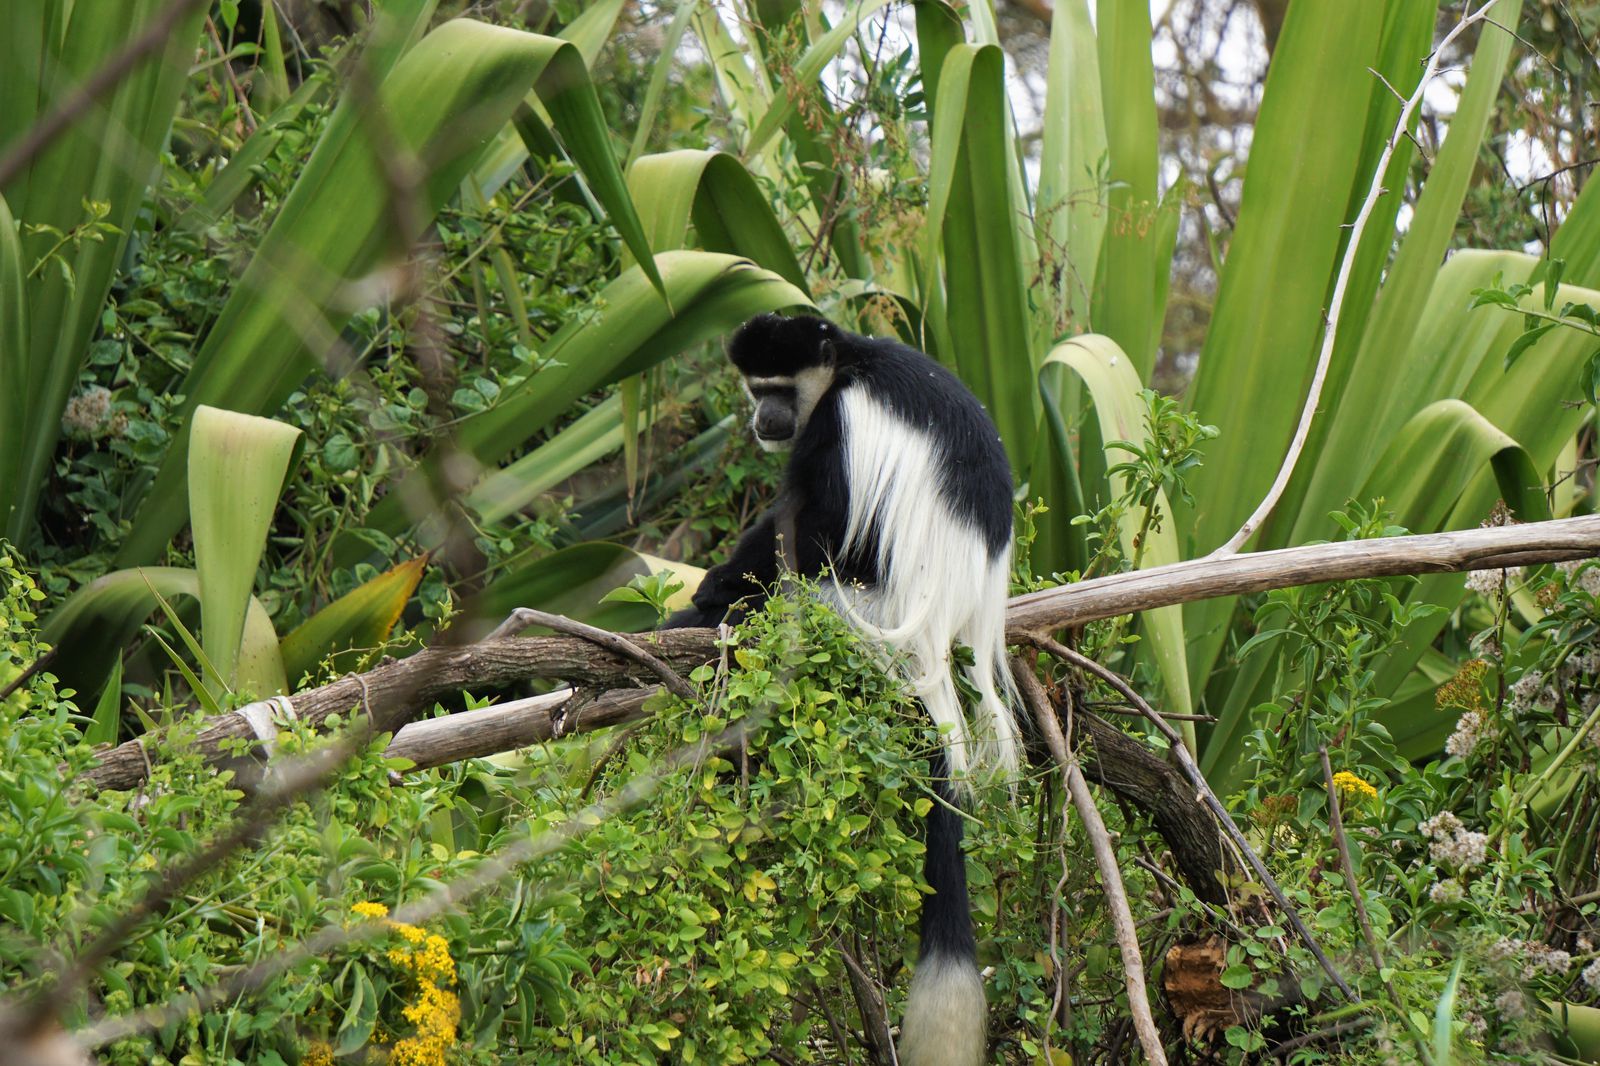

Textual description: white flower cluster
[1584,957,1600,992]
[1487,936,1573,979]
[1524,943,1572,977]
[1559,645,1600,678]
[1428,878,1464,904]
[1465,566,1521,596]
[1494,988,1527,1021]
[1507,671,1558,715]
[60,384,113,438]
[1421,811,1489,869]
[1557,558,1600,598]
[1444,710,1487,758]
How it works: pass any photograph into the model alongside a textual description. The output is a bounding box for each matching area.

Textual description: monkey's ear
[819,338,837,368]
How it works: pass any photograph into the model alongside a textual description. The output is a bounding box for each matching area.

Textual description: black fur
[665,313,1011,630]
[919,760,977,963]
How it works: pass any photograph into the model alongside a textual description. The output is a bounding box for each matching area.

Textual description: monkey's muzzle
[753,399,796,443]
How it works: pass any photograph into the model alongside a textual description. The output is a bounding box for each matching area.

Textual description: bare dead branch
[1014,659,1169,1065]
[76,629,718,793]
[1008,514,1600,636]
[488,608,697,700]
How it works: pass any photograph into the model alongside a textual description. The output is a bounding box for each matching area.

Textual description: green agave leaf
[566,416,736,542]
[1036,0,1105,332]
[1180,2,1385,689]
[1091,0,1162,378]
[1545,163,1600,287]
[627,150,808,292]
[87,654,124,748]
[189,406,302,693]
[923,42,1036,467]
[1039,335,1194,744]
[1355,400,1547,533]
[0,0,207,546]
[465,377,705,528]
[359,251,811,542]
[1550,1001,1600,1059]
[456,542,705,640]
[118,18,663,566]
[0,192,26,537]
[279,555,429,685]
[42,568,286,707]
[1290,0,1512,543]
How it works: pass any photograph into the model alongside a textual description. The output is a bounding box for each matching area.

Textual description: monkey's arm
[661,510,782,629]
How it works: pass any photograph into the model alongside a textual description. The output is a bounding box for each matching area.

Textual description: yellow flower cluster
[391,979,461,1066]
[343,902,460,1065]
[302,1041,333,1066]
[387,924,457,986]
[1332,770,1378,801]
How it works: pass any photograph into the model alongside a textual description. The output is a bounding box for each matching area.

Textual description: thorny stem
[1212,0,1506,557]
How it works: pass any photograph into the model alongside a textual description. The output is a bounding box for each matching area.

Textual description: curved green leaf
[280,555,429,684]
[1179,2,1385,689]
[189,406,302,692]
[359,251,811,541]
[118,18,663,566]
[42,568,285,706]
[1040,335,1194,743]
[1355,399,1548,533]
[1036,0,1104,331]
[924,42,1036,466]
[0,0,207,546]
[627,150,808,292]
[1291,0,1512,543]
[1092,0,1162,378]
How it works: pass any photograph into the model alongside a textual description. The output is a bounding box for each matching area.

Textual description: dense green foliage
[4,0,1600,1062]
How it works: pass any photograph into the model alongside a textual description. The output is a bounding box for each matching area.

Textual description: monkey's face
[739,352,838,448]
[742,364,834,452]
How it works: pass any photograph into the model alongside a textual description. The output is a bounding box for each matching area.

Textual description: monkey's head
[727,313,839,452]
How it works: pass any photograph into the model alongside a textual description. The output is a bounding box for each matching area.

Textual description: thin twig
[1025,635,1358,1003]
[0,0,211,187]
[1266,1017,1373,1059]
[205,16,258,135]
[1319,748,1434,1066]
[488,607,697,701]
[1211,0,1504,556]
[1013,659,1169,1066]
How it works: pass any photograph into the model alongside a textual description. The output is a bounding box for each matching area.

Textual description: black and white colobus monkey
[664,312,1019,1066]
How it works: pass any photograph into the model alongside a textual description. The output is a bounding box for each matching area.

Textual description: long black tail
[896,768,987,1066]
